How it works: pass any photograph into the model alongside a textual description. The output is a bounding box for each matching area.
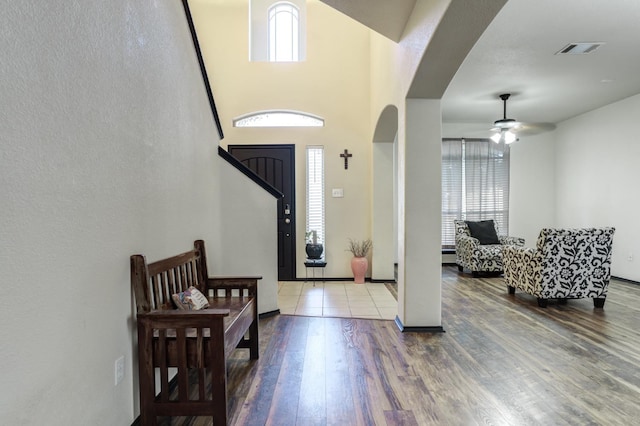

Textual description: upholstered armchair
[454,219,525,277]
[503,227,615,308]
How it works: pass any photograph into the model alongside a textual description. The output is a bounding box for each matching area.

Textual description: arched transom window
[233,110,324,128]
[268,2,299,62]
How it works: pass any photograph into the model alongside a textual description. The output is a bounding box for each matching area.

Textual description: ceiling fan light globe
[504,131,517,144]
[490,133,502,143]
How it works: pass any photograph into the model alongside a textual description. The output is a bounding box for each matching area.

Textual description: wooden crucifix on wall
[340,149,352,169]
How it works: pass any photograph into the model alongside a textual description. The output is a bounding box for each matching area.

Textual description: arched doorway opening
[372,105,399,282]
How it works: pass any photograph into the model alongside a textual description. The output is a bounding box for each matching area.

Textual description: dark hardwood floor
[158,266,640,425]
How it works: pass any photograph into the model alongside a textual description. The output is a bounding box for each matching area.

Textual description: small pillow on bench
[172,286,210,310]
[466,220,500,245]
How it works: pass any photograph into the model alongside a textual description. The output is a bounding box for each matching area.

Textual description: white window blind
[442,138,510,249]
[442,139,463,249]
[306,146,325,246]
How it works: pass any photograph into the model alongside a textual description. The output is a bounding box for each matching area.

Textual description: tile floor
[277,280,397,320]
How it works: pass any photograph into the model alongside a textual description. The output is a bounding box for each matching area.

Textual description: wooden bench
[131,239,260,426]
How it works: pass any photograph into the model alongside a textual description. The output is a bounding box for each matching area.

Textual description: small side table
[304,259,327,286]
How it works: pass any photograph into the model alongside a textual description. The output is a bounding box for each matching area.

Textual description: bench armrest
[139,309,230,318]
[137,308,230,326]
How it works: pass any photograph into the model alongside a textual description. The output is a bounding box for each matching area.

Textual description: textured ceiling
[321,0,640,134]
[442,0,640,129]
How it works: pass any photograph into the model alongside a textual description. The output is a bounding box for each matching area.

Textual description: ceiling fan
[490,93,556,144]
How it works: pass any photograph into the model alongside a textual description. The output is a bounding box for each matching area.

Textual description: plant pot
[351,256,368,284]
[305,243,323,259]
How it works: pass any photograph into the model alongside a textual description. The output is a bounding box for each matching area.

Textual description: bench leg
[250,319,259,360]
[140,412,157,426]
[209,330,229,425]
[211,379,228,426]
[138,326,158,426]
[211,384,228,425]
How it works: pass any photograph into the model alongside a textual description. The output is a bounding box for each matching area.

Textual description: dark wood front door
[228,144,296,280]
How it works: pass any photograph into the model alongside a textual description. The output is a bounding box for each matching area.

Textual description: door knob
[285,218,291,224]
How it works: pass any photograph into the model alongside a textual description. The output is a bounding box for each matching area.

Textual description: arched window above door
[233,110,324,127]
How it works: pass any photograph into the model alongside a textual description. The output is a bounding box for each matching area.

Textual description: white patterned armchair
[455,220,525,277]
[503,227,615,308]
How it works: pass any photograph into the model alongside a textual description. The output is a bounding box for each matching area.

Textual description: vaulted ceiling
[318,0,417,42]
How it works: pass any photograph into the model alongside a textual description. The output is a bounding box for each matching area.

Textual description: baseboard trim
[259,309,280,319]
[395,316,445,333]
[291,277,368,282]
[612,275,640,286]
[298,277,394,283]
[295,277,396,283]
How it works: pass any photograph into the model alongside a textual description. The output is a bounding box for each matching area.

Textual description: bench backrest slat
[131,240,208,314]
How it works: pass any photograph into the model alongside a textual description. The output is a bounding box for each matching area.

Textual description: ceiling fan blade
[512,122,556,136]
[486,95,557,139]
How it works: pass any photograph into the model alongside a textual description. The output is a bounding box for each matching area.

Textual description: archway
[372,105,399,281]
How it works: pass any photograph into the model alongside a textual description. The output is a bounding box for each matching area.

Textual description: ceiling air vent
[556,42,604,55]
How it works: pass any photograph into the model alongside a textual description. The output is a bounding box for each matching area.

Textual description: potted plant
[305,230,323,259]
[347,238,372,284]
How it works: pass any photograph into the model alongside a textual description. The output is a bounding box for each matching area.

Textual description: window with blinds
[441,138,510,249]
[306,146,325,247]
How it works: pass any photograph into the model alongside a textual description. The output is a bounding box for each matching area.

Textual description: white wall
[216,163,279,314]
[400,99,443,327]
[368,0,467,328]
[372,142,395,280]
[192,0,373,278]
[555,93,640,281]
[507,132,557,246]
[0,0,276,424]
